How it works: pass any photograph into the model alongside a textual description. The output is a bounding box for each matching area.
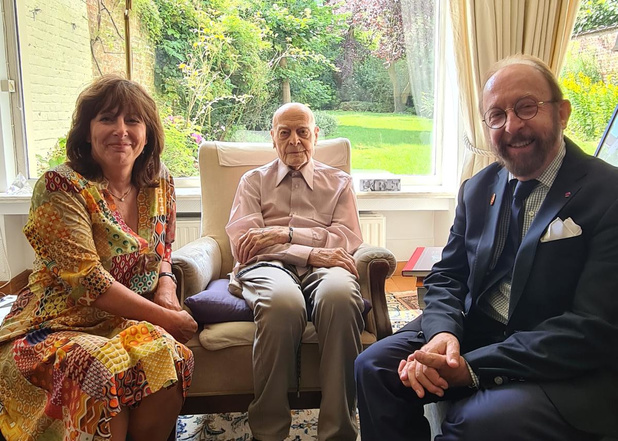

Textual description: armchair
[172,137,396,415]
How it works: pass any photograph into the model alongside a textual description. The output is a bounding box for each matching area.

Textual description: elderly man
[225,103,364,441]
[355,54,618,441]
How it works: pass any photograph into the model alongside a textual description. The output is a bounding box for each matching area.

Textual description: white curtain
[401,0,436,119]
[449,0,580,181]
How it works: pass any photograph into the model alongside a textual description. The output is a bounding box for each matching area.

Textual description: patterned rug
[176,291,421,441]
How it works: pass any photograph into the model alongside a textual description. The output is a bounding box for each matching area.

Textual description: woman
[0,75,197,440]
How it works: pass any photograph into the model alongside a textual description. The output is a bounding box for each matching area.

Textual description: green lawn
[566,133,598,155]
[324,111,433,175]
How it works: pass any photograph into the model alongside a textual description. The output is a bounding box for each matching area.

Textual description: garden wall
[571,26,618,81]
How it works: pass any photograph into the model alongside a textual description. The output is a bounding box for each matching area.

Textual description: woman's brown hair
[66,75,164,188]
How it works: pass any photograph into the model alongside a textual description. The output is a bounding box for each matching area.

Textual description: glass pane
[558,2,618,156]
[130,0,437,178]
[15,0,155,178]
[17,0,438,180]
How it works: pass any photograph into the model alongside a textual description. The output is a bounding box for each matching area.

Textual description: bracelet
[288,226,294,243]
[159,271,177,285]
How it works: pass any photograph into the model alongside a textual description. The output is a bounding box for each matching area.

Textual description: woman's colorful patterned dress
[0,164,194,440]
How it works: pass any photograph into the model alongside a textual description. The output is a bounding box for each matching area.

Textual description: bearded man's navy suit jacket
[418,138,618,437]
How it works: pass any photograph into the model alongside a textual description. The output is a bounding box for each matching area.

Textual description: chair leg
[167,420,177,441]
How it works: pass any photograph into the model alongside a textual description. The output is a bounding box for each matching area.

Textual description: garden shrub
[338,101,390,113]
[314,111,338,136]
[161,115,199,177]
[37,136,67,175]
[561,73,618,142]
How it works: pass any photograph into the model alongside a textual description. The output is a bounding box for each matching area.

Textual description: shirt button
[528,210,535,217]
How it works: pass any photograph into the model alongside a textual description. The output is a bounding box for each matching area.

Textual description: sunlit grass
[324,111,433,175]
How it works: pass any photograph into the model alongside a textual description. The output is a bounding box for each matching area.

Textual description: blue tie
[481,178,539,293]
[510,179,539,246]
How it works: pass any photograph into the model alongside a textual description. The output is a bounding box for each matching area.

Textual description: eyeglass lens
[484,97,540,129]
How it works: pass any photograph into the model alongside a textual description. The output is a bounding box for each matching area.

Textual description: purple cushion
[185,278,372,325]
[184,278,253,324]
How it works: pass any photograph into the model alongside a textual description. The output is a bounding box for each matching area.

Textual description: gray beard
[494,122,562,177]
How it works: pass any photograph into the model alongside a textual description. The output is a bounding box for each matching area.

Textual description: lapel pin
[490,193,496,206]
[565,192,571,198]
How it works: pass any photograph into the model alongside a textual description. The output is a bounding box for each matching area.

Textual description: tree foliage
[252,0,346,107]
[337,0,405,64]
[574,0,618,34]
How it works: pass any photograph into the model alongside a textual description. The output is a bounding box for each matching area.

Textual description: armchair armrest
[354,244,397,340]
[172,236,222,303]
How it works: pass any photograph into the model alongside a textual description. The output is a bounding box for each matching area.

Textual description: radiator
[360,212,386,248]
[174,214,387,250]
[173,219,202,250]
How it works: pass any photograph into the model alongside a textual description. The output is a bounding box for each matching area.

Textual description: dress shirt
[226,158,363,270]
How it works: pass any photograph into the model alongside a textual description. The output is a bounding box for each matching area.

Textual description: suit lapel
[508,141,587,318]
[471,167,510,297]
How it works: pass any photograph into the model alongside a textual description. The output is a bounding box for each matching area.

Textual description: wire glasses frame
[483,97,559,129]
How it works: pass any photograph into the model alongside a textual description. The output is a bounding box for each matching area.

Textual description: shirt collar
[275,158,315,190]
[508,139,566,188]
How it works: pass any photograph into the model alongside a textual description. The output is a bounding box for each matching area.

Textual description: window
[1,0,458,189]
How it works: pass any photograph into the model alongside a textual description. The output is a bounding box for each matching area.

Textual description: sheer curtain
[449,0,580,181]
[401,0,436,119]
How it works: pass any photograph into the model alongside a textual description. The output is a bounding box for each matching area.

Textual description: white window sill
[0,186,456,216]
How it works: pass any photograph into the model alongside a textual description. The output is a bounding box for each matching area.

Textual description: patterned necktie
[479,178,540,321]
[484,178,539,289]
[510,179,539,245]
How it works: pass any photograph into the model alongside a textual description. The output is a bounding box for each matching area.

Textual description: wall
[86,0,155,90]
[0,199,456,283]
[18,0,93,177]
[384,209,453,261]
[571,26,618,80]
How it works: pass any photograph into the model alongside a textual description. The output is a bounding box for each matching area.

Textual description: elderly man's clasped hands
[238,226,359,277]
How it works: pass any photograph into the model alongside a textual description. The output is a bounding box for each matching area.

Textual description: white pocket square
[540,217,582,242]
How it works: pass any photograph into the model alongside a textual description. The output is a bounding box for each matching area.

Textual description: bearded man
[225,103,364,441]
[355,54,618,441]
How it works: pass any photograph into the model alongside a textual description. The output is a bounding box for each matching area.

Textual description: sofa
[171,137,397,415]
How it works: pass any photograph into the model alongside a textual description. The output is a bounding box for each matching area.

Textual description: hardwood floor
[386,262,417,293]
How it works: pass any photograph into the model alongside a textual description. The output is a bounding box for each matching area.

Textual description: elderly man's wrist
[463,358,479,389]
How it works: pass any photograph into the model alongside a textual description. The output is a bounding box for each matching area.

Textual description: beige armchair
[172,137,396,415]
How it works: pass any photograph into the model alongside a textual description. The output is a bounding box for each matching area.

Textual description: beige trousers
[237,264,364,441]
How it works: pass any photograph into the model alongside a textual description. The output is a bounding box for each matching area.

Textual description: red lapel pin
[490,193,496,205]
[565,192,571,198]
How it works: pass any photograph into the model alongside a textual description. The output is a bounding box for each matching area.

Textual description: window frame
[0,0,28,191]
[0,0,461,195]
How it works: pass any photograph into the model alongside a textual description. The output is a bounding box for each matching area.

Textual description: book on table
[401,246,444,309]
[402,246,444,277]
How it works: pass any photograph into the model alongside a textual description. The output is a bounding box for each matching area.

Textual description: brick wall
[86,0,155,90]
[19,0,93,177]
[571,27,618,81]
[19,0,155,178]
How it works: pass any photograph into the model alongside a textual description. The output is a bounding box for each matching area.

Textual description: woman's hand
[162,310,198,344]
[154,278,182,311]
[94,281,195,342]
